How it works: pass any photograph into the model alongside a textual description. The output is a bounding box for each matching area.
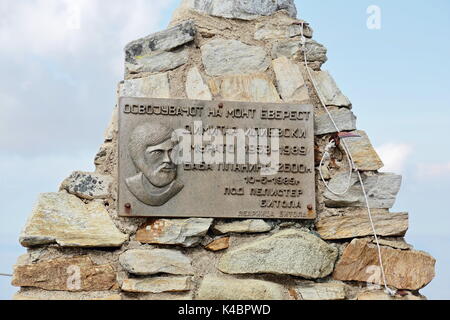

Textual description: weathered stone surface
[272,56,309,102]
[177,0,297,21]
[254,21,312,41]
[218,229,338,278]
[271,39,327,69]
[136,218,213,247]
[20,193,128,248]
[323,173,402,209]
[12,257,117,292]
[314,109,357,135]
[316,212,409,240]
[119,249,194,276]
[126,50,189,75]
[119,73,170,98]
[125,20,195,64]
[376,238,413,250]
[60,171,113,200]
[288,23,313,38]
[356,290,425,300]
[333,239,436,290]
[201,39,270,76]
[205,237,230,251]
[209,73,281,102]
[197,275,286,300]
[343,130,384,171]
[13,290,122,300]
[310,69,351,107]
[296,282,346,300]
[185,67,212,100]
[121,276,192,293]
[213,219,272,234]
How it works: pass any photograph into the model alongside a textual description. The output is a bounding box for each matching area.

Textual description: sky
[0,0,449,300]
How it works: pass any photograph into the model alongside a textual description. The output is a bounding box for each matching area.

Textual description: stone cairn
[13,0,435,300]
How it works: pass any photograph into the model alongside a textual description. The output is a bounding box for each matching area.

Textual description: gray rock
[315,109,357,135]
[197,275,286,300]
[136,218,214,247]
[119,73,170,98]
[296,282,346,300]
[254,22,313,41]
[125,20,196,64]
[272,56,309,102]
[210,73,281,102]
[201,39,270,76]
[344,130,384,171]
[310,69,351,108]
[185,67,212,100]
[178,0,297,20]
[271,39,327,68]
[316,212,409,240]
[288,24,313,38]
[125,50,189,75]
[213,219,273,234]
[119,249,195,276]
[20,193,128,248]
[218,229,338,278]
[121,276,192,293]
[323,172,402,209]
[60,171,113,200]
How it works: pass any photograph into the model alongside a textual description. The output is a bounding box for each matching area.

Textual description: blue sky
[0,0,449,300]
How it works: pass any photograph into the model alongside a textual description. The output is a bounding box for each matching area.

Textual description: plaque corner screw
[307,204,313,211]
[125,203,131,209]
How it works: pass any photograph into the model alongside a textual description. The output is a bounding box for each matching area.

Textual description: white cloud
[376,143,413,173]
[0,0,178,156]
[0,0,177,67]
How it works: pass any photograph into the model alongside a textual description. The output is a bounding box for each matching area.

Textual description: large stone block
[121,276,192,294]
[333,239,436,291]
[295,282,346,300]
[125,20,196,64]
[185,67,212,100]
[209,73,281,102]
[272,56,309,103]
[310,69,351,108]
[125,50,189,75]
[218,229,338,278]
[12,256,117,292]
[323,172,402,209]
[119,249,194,276]
[136,218,213,247]
[213,219,272,234]
[316,212,409,240]
[119,73,170,98]
[197,275,286,300]
[201,39,270,76]
[344,130,384,171]
[314,109,357,135]
[176,0,297,20]
[20,193,128,248]
[60,171,113,200]
[271,39,328,69]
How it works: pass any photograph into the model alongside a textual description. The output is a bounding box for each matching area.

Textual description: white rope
[300,22,395,296]
[0,273,12,277]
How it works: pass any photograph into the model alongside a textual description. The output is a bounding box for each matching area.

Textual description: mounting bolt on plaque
[307,204,313,211]
[125,203,132,214]
[218,102,224,108]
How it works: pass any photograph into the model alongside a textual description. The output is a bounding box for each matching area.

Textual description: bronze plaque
[118,97,316,219]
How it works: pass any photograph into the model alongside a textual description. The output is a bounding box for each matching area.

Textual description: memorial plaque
[118,97,316,219]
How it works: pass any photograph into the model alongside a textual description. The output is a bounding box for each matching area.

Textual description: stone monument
[12,0,435,300]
